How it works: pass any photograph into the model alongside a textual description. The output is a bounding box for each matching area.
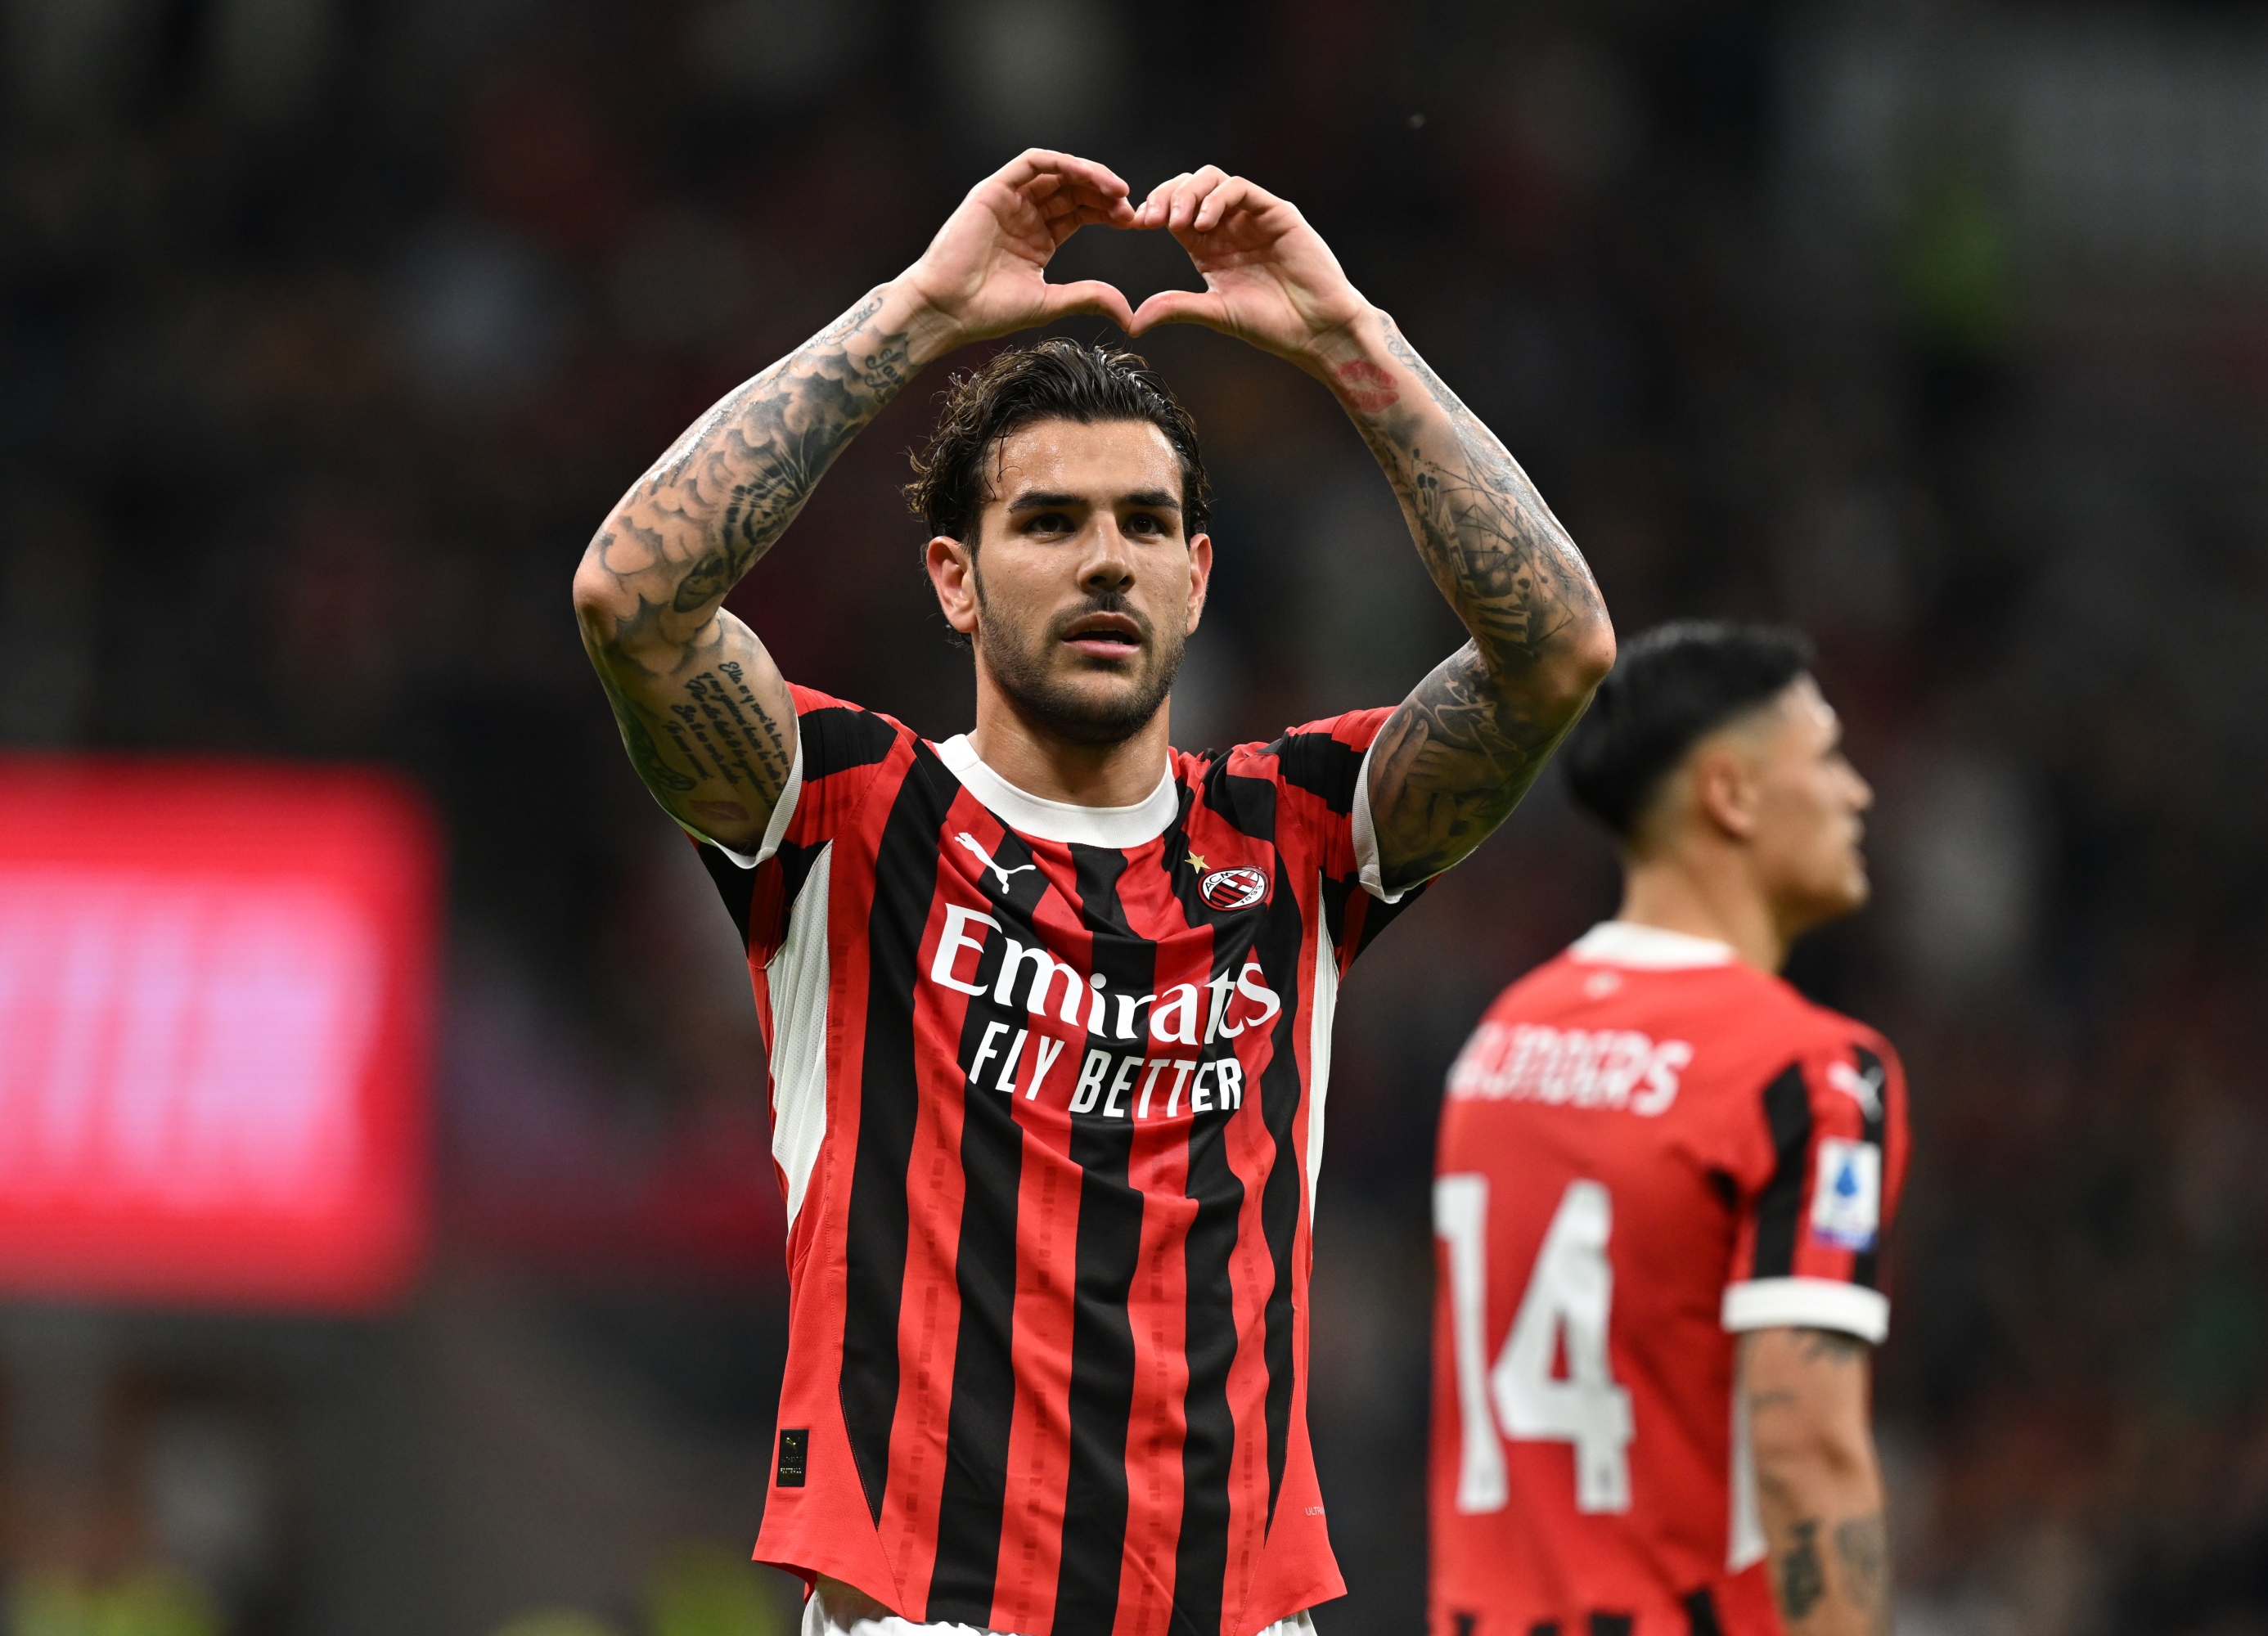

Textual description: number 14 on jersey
[1435,1175,1636,1515]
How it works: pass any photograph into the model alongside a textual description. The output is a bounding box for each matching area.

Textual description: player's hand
[1126,169,1371,368]
[897,150,1138,350]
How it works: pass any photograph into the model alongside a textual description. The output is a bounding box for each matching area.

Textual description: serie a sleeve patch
[1809,1138,1883,1252]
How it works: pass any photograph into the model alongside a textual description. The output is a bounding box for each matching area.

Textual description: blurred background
[3,0,2266,1631]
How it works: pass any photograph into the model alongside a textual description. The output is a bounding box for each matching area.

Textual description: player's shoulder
[1778,986,1901,1070]
[1181,708,1395,831]
[787,683,913,769]
[1692,975,1902,1099]
[1209,708,1394,793]
[1481,925,1892,1073]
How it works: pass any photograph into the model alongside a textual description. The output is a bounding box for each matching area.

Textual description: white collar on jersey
[935,735,1180,848]
[1568,920,1737,969]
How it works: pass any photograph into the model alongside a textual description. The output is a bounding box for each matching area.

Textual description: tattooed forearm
[575,285,923,841]
[1366,328,1596,633]
[1744,1329,1890,1635]
[1338,318,1612,888]
[1835,1515,1892,1636]
[587,290,915,645]
[1766,1510,1894,1635]
[1778,1521,1827,1620]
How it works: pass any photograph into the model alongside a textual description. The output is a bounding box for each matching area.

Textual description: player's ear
[1184,531,1213,635]
[926,535,980,636]
[1691,742,1762,843]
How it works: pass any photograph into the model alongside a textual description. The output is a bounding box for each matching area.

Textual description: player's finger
[1136,173,1193,231]
[1189,173,1269,234]
[1074,198,1141,232]
[1168,165,1230,232]
[998,148,1130,205]
[1127,288,1229,336]
[1144,170,1215,230]
[1044,208,1132,252]
[1040,279,1136,332]
[1042,186,1137,230]
[1037,209,1127,259]
[1034,174,1132,216]
[1075,189,1139,227]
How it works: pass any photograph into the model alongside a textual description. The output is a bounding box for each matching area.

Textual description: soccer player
[1428,622,1909,1636]
[571,151,1613,1636]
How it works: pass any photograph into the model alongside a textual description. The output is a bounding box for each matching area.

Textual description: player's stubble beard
[973,577,1186,747]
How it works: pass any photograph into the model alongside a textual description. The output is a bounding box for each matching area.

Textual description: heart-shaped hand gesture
[1126,167,1370,368]
[896,154,1370,371]
[898,150,1140,345]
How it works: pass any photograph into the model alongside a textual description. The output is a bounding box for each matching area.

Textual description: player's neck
[1615,855,1790,974]
[965,687,1173,808]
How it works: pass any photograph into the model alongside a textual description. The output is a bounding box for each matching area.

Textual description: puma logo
[1827,1059,1883,1120]
[955,831,1037,895]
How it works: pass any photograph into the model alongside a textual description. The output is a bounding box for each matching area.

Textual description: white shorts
[800,1577,1319,1636]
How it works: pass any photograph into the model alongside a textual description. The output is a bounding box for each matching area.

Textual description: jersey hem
[1235,1580,1339,1636]
[756,1544,907,1627]
[766,1549,1330,1636]
[1721,1276,1889,1342]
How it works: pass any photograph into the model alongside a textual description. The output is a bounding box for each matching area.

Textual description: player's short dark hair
[1562,620,1816,840]
[906,338,1212,546]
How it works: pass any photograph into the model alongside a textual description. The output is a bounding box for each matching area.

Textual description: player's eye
[1025,511,1073,535]
[1125,512,1166,537]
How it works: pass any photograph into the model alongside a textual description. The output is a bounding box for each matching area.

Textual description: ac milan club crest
[1199,866,1268,911]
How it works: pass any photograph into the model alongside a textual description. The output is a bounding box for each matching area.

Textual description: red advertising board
[0,757,439,1311]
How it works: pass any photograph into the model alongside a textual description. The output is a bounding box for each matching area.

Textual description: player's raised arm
[571,151,1137,852]
[1128,169,1614,892]
[1743,1328,1894,1636]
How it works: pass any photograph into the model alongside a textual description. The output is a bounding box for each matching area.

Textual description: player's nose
[1077,522,1136,591]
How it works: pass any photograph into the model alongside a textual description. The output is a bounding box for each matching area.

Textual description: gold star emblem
[1186,852,1208,872]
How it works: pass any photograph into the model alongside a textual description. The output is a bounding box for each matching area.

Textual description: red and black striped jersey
[696,685,1425,1636]
[1428,923,1910,1636]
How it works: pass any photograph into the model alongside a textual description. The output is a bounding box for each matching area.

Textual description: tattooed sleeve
[572,292,916,848]
[1331,324,1613,892]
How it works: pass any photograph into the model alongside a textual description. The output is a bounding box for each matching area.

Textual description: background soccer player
[1429,622,1909,1636]
[571,150,1613,1636]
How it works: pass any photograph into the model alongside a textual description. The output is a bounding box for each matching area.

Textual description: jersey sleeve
[1223,708,1428,972]
[1721,1028,1910,1343]
[690,685,907,964]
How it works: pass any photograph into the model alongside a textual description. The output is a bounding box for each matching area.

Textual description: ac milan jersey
[1428,922,1910,1636]
[697,685,1424,1636]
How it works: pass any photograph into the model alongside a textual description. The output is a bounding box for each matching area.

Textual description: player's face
[937,418,1212,746]
[1747,676,1874,925]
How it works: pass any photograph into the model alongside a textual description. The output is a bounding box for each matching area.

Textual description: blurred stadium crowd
[4,0,2268,1633]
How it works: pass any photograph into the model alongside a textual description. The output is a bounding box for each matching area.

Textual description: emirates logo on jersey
[1199,866,1268,911]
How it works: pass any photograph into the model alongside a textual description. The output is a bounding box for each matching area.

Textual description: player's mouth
[1059,611,1146,662]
